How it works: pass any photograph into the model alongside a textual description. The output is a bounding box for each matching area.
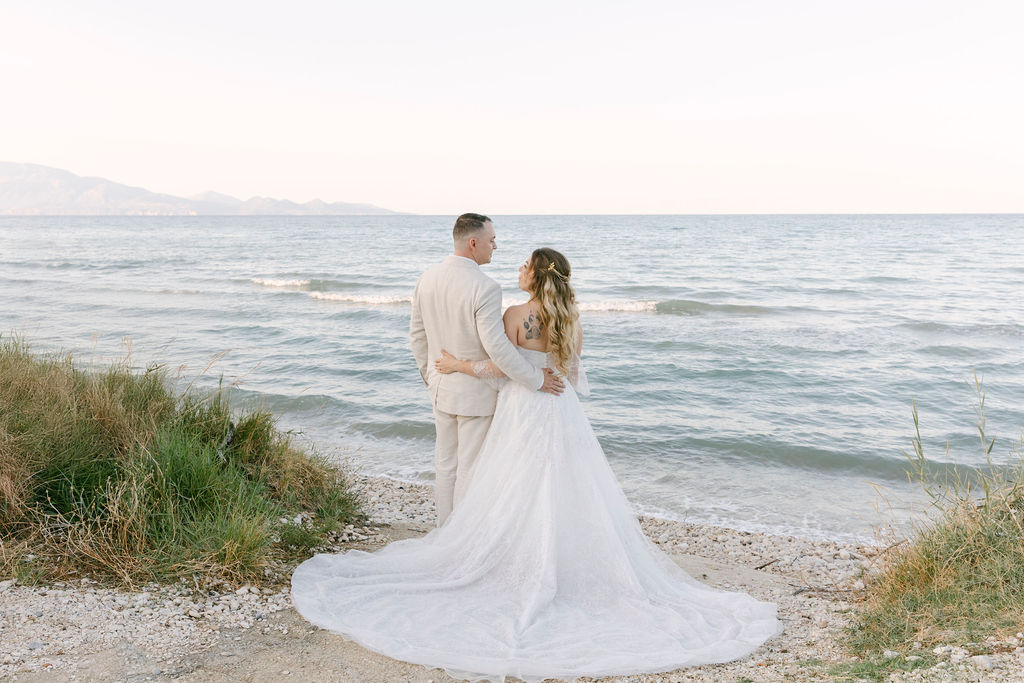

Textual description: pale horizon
[2,1,1022,214]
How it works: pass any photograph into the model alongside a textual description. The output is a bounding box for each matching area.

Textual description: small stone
[907,655,922,662]
[883,650,900,659]
[838,549,851,560]
[27,641,45,650]
[971,655,994,670]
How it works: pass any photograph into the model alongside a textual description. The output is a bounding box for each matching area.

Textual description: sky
[1,0,1022,214]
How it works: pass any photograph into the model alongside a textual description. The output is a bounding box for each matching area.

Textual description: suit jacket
[410,255,544,416]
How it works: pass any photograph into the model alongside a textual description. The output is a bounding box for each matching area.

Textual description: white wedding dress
[291,348,782,681]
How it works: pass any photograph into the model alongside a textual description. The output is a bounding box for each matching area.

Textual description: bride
[291,248,782,681]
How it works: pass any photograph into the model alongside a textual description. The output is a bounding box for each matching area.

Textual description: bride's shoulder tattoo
[523,311,543,340]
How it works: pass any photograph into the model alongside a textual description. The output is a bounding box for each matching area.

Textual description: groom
[410,213,564,526]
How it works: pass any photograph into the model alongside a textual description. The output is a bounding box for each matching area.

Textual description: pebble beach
[2,475,1023,682]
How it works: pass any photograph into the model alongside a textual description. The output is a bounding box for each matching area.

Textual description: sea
[2,214,1022,544]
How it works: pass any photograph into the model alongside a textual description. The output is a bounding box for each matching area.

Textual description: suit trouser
[433,407,493,527]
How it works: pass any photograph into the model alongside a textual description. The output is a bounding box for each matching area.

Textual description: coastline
[1,474,1018,681]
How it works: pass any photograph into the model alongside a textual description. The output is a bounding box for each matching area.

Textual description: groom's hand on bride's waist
[540,368,565,396]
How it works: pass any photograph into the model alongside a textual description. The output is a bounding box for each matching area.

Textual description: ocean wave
[252,277,311,288]
[901,320,1023,337]
[276,292,779,315]
[251,277,370,292]
[142,288,204,296]
[577,299,778,315]
[308,292,412,305]
[654,299,776,316]
[577,300,658,313]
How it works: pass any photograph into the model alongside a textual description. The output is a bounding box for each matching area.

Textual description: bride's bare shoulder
[502,302,530,322]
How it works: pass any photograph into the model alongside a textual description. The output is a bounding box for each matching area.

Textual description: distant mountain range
[0,162,397,215]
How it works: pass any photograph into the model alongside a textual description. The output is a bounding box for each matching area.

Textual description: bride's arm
[434,306,521,378]
[434,350,506,378]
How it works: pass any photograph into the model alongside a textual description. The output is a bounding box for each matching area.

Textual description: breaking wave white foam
[252,277,310,288]
[577,300,658,313]
[308,292,412,305]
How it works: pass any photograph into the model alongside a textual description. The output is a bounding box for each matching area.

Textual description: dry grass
[0,334,362,588]
[849,377,1024,654]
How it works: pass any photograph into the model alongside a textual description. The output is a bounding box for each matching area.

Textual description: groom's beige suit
[410,255,544,525]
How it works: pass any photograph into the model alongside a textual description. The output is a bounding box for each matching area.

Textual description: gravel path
[2,475,1022,681]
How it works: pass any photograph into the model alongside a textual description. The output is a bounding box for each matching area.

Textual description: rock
[838,549,851,560]
[27,641,45,650]
[0,579,16,592]
[883,650,900,659]
[971,655,994,670]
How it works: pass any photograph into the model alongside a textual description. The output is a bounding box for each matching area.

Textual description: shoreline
[355,468,880,547]
[1,474,1017,681]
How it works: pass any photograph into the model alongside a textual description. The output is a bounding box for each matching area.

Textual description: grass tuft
[0,334,362,587]
[848,376,1024,655]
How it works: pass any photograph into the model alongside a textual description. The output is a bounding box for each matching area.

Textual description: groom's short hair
[453,213,491,242]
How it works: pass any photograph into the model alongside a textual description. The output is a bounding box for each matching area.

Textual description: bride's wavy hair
[527,248,580,375]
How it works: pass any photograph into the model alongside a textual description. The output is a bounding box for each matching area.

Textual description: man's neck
[452,250,478,264]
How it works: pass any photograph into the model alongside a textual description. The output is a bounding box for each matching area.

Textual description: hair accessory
[546,262,570,280]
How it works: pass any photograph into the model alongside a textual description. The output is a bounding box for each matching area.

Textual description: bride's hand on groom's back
[434,349,460,374]
[540,368,565,396]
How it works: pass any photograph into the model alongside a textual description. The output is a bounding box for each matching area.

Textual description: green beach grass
[846,378,1024,666]
[0,335,361,587]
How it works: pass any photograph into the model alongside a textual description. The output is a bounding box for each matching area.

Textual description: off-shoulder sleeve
[469,360,507,392]
[568,353,590,397]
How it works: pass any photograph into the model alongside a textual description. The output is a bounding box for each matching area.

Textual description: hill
[0,162,397,215]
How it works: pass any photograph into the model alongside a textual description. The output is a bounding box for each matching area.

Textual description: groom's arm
[409,277,429,385]
[475,283,544,391]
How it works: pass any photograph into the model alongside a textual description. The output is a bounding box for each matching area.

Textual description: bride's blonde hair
[527,248,580,375]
